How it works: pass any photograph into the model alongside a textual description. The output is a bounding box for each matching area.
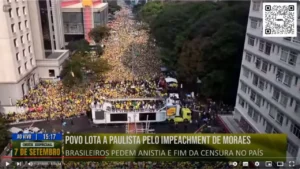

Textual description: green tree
[138,1,249,104]
[66,39,91,53]
[60,53,111,88]
[108,1,121,14]
[138,1,164,24]
[0,116,9,151]
[88,26,110,44]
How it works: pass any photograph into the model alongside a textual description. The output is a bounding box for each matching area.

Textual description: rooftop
[61,2,108,9]
[45,51,65,59]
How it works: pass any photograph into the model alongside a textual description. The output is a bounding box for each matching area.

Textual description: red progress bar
[2,156,106,159]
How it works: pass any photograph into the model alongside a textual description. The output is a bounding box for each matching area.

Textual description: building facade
[38,0,65,50]
[0,0,40,107]
[61,0,108,43]
[0,0,68,112]
[234,0,300,164]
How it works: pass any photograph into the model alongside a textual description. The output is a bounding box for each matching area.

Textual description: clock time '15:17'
[43,134,56,140]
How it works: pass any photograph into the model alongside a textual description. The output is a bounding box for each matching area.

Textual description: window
[295,77,298,86]
[293,29,300,43]
[290,97,294,107]
[287,141,299,158]
[49,69,55,77]
[239,96,245,107]
[272,129,279,133]
[23,7,26,15]
[248,106,254,117]
[30,58,33,65]
[256,95,261,107]
[11,24,15,33]
[24,62,27,70]
[18,66,21,74]
[243,68,249,78]
[9,9,12,18]
[279,93,288,107]
[295,101,300,114]
[28,46,31,53]
[272,88,280,101]
[21,36,24,44]
[288,51,297,66]
[13,39,17,47]
[265,122,272,133]
[276,68,284,82]
[241,82,247,93]
[16,8,19,16]
[253,74,258,86]
[276,112,284,125]
[22,49,25,57]
[261,61,268,73]
[290,123,300,139]
[269,105,277,118]
[250,90,256,102]
[265,42,271,55]
[25,20,28,28]
[253,110,259,122]
[283,72,292,87]
[255,58,261,69]
[21,83,25,96]
[259,40,265,51]
[18,22,22,30]
[248,36,255,46]
[281,48,298,66]
[280,48,289,62]
[245,53,252,62]
[253,1,260,11]
[250,19,258,28]
[27,33,29,41]
[258,79,265,90]
[16,53,20,61]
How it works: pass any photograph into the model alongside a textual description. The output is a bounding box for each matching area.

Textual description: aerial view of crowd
[92,79,160,99]
[1,4,165,123]
[103,6,161,81]
[3,77,169,123]
[108,99,164,112]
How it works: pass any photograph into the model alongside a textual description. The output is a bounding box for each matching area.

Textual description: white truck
[91,96,192,124]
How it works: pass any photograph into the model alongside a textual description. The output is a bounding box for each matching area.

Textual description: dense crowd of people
[103,6,161,81]
[108,99,164,112]
[1,5,165,123]
[3,78,168,122]
[92,79,160,99]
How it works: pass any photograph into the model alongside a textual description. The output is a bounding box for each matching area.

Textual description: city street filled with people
[3,5,162,123]
[0,2,238,169]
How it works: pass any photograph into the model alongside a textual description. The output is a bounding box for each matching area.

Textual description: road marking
[29,122,35,128]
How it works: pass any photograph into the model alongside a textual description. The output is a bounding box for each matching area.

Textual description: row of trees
[135,1,250,105]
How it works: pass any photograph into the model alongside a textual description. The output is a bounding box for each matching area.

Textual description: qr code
[263,3,297,37]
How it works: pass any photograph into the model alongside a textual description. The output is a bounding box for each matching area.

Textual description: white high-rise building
[234,0,300,164]
[0,0,68,112]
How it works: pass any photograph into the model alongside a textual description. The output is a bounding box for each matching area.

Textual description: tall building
[233,0,300,164]
[0,0,68,112]
[38,0,65,50]
[61,0,108,43]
